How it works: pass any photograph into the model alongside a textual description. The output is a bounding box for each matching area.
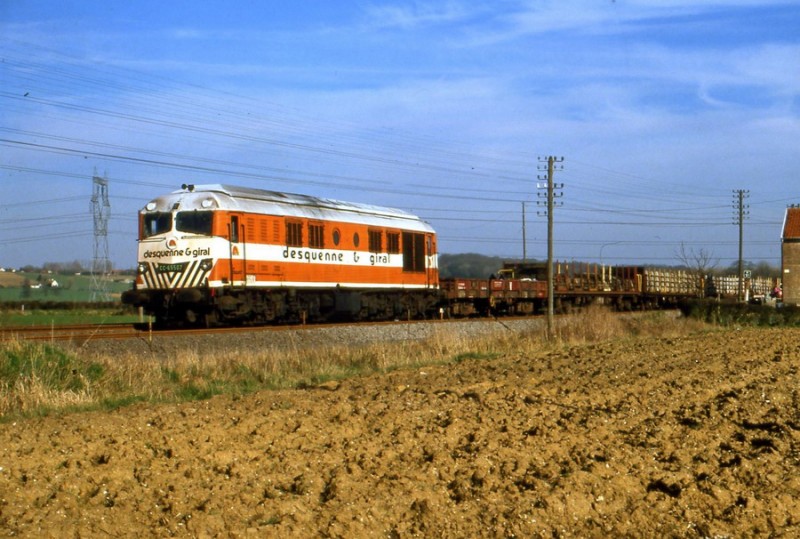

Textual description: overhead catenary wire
[0,38,786,266]
[0,47,753,205]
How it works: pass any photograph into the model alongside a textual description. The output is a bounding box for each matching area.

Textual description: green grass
[0,273,132,302]
[0,272,139,326]
[0,342,103,392]
[0,341,110,417]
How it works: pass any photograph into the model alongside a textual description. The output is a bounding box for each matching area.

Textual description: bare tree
[675,243,718,298]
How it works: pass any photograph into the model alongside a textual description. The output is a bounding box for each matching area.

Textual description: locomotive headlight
[137,263,148,275]
[201,198,216,209]
[199,259,213,271]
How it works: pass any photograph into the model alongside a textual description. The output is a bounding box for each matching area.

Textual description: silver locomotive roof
[142,184,435,233]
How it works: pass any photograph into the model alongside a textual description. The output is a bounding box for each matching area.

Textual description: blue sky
[1,1,798,270]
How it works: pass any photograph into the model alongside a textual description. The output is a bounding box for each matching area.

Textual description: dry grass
[551,306,709,344]
[0,308,709,419]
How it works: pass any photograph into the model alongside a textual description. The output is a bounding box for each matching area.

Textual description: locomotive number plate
[156,262,186,273]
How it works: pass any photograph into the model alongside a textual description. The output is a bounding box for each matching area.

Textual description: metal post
[90,171,111,302]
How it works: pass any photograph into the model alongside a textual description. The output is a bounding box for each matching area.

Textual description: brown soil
[2,327,799,538]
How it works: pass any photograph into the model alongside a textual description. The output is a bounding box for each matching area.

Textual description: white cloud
[733,44,800,95]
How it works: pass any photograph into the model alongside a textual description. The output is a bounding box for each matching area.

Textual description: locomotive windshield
[176,210,213,235]
[143,212,172,238]
[142,210,213,238]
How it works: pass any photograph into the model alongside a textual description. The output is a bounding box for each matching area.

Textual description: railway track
[1,315,524,345]
[0,322,280,344]
[0,323,142,344]
[0,319,421,344]
[2,309,665,347]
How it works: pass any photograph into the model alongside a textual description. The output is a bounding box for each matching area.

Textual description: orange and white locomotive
[122,184,440,326]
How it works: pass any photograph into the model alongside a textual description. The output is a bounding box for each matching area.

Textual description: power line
[0,40,787,270]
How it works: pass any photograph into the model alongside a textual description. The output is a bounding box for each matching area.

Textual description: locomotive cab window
[176,210,213,235]
[143,212,172,238]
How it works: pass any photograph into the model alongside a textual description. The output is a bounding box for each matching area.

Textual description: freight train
[122,184,777,327]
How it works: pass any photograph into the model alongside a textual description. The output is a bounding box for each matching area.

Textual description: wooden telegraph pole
[538,156,564,338]
[732,189,750,302]
[521,202,527,262]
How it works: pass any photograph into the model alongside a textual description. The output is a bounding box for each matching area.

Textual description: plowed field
[2,327,799,537]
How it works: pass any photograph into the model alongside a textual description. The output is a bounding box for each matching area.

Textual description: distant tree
[43,260,88,274]
[66,260,88,274]
[21,278,31,298]
[724,260,779,278]
[752,261,780,278]
[675,243,718,298]
[42,262,63,274]
[439,253,507,278]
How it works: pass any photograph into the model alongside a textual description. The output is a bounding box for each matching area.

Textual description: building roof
[783,207,800,240]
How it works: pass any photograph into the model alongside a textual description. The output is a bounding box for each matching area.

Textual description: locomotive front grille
[140,258,212,289]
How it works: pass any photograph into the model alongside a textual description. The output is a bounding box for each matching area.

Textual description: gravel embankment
[71,317,548,359]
